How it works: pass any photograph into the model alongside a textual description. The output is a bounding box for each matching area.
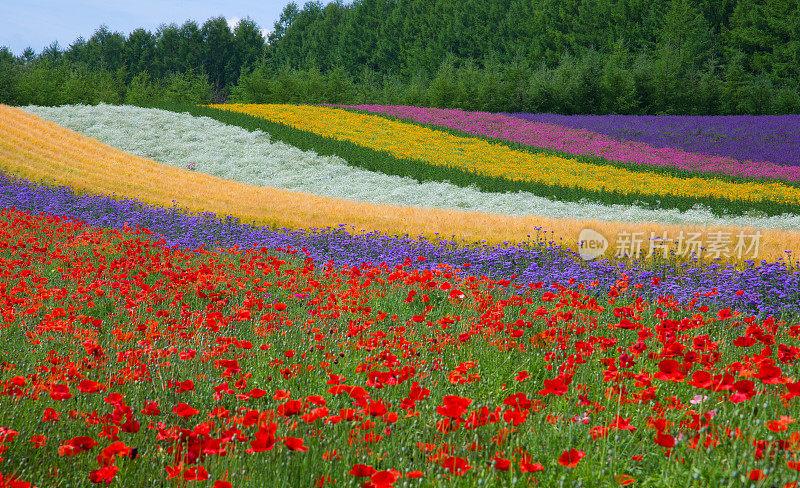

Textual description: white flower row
[22,103,800,230]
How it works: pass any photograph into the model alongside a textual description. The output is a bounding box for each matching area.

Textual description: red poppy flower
[213,482,233,488]
[349,464,376,477]
[370,469,400,488]
[165,463,184,480]
[184,466,210,481]
[609,415,636,431]
[441,455,471,475]
[97,441,132,467]
[176,380,194,393]
[654,433,675,448]
[538,374,572,396]
[590,425,609,440]
[749,470,767,481]
[491,454,511,471]
[78,380,104,394]
[436,395,473,420]
[278,399,303,416]
[557,449,585,468]
[520,455,544,473]
[29,435,47,448]
[284,437,309,451]
[405,471,423,478]
[757,363,783,384]
[616,474,636,485]
[141,401,161,416]
[89,465,118,484]
[42,407,60,423]
[49,384,72,401]
[654,359,686,382]
[172,403,199,418]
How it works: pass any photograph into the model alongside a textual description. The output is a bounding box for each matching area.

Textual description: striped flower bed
[21,104,800,231]
[335,104,800,183]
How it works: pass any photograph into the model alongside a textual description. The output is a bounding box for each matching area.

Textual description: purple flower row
[1,172,798,319]
[508,113,800,169]
[331,104,800,183]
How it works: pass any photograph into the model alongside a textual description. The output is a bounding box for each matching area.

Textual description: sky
[3,0,319,56]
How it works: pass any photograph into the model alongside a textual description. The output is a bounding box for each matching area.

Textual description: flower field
[1,102,799,487]
[333,105,800,184]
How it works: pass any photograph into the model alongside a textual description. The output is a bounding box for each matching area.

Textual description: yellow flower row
[210,103,800,206]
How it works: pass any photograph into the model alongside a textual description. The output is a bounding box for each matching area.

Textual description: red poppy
[141,401,161,416]
[184,466,210,481]
[749,470,767,481]
[29,435,47,448]
[278,399,303,416]
[78,380,104,394]
[491,453,511,471]
[97,441,132,467]
[176,380,194,393]
[757,363,783,384]
[538,374,572,396]
[284,437,309,451]
[172,403,199,418]
[616,474,636,485]
[370,469,400,488]
[654,433,675,448]
[520,455,544,473]
[89,465,118,484]
[42,407,60,423]
[441,455,471,475]
[436,395,473,420]
[557,449,585,468]
[49,384,72,401]
[609,416,636,431]
[349,464,376,477]
[165,463,184,479]
[717,308,733,320]
[654,359,687,382]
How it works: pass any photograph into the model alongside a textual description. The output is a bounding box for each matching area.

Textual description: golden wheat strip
[0,104,797,265]
[211,103,800,206]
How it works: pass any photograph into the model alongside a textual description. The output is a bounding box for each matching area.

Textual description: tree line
[1,0,798,114]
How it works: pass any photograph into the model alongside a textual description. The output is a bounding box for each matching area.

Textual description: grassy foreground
[0,208,799,487]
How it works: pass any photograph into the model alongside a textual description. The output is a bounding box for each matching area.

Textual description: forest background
[1,0,799,115]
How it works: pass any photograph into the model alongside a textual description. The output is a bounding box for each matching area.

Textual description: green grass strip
[146,102,800,219]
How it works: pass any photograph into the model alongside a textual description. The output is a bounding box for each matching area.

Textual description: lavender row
[333,105,800,183]
[507,113,800,169]
[1,173,798,319]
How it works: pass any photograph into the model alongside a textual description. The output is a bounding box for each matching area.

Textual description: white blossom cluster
[23,103,800,230]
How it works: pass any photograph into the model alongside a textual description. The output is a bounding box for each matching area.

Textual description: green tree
[124,28,156,81]
[0,47,17,104]
[125,72,161,105]
[232,18,266,74]
[200,17,236,100]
